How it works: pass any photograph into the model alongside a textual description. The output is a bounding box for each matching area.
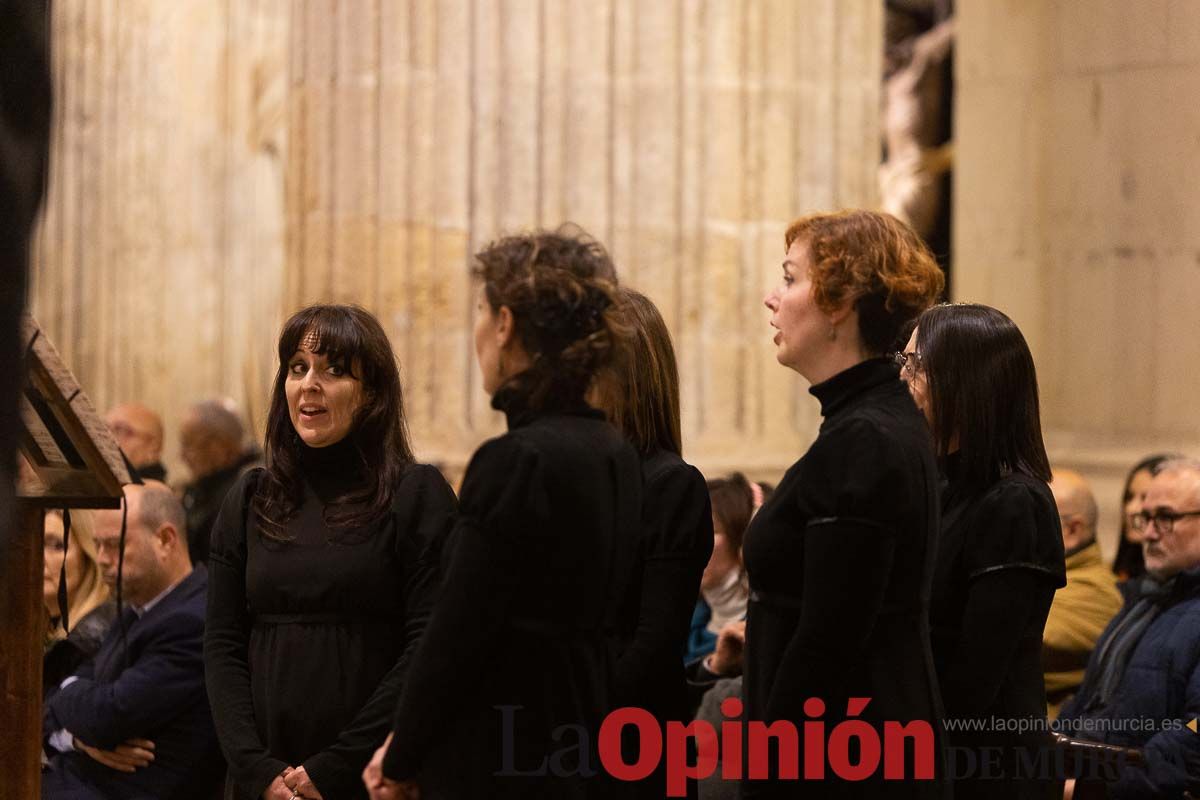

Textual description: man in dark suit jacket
[43,481,220,799]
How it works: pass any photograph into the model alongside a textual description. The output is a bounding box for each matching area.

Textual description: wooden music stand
[1,315,129,799]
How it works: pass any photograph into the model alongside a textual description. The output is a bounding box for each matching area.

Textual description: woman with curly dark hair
[364,228,643,800]
[743,209,946,798]
[205,304,457,800]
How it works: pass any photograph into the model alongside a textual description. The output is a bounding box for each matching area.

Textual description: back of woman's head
[474,227,621,408]
[258,303,413,538]
[915,303,1050,486]
[785,209,944,355]
[708,472,762,566]
[597,288,682,457]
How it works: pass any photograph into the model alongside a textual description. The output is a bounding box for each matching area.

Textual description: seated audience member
[105,403,168,482]
[1043,469,1123,718]
[685,473,760,664]
[1059,458,1200,799]
[1112,454,1178,584]
[43,509,115,697]
[179,398,260,564]
[693,620,747,800]
[42,481,219,800]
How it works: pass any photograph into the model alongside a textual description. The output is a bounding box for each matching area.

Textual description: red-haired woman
[744,210,946,798]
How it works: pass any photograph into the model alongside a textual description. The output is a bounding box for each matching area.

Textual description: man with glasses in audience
[1058,457,1200,799]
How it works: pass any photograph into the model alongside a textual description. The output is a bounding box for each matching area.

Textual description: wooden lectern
[2,316,129,800]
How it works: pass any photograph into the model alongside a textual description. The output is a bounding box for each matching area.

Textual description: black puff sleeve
[764,418,906,722]
[964,478,1067,586]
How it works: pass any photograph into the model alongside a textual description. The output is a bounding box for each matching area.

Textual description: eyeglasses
[893,350,922,380]
[1130,508,1200,534]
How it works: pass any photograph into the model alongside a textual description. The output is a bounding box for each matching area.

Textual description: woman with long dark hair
[744,209,946,798]
[1112,454,1177,582]
[364,229,642,799]
[205,304,457,800]
[594,287,713,799]
[901,303,1066,799]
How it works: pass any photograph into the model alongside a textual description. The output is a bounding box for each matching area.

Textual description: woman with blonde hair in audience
[745,209,946,798]
[902,302,1065,799]
[43,509,115,696]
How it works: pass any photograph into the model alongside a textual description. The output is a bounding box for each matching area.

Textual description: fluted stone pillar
[33,0,882,483]
[956,0,1200,555]
[31,0,290,472]
[286,0,884,479]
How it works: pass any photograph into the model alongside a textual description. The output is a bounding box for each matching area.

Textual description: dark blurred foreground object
[0,2,54,796]
[3,317,129,800]
[0,0,53,569]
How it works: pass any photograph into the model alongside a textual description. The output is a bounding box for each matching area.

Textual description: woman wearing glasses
[744,209,945,798]
[900,303,1066,800]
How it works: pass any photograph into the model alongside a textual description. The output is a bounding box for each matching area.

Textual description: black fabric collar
[808,357,901,419]
[297,435,362,479]
[491,379,604,430]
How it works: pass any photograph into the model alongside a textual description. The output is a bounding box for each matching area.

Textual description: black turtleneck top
[381,385,643,798]
[204,437,456,800]
[741,358,945,798]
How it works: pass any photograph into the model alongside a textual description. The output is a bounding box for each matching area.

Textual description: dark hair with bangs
[253,304,414,540]
[596,288,682,457]
[915,303,1050,489]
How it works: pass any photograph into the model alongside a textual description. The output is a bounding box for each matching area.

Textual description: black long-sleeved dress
[381,386,643,799]
[204,439,457,800]
[929,454,1065,800]
[613,447,714,799]
[742,358,947,799]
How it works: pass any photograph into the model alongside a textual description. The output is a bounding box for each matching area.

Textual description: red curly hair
[784,209,945,355]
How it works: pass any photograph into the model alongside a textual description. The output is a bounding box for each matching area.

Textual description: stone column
[287,0,884,479]
[31,0,289,474]
[956,0,1200,555]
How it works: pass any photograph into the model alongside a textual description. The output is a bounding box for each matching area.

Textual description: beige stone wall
[956,0,1200,558]
[31,0,882,484]
[30,0,290,479]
